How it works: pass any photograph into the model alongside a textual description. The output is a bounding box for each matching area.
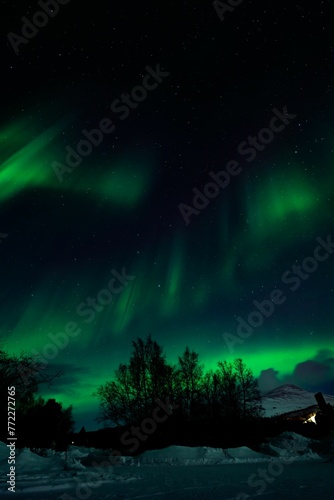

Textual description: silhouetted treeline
[94,335,263,427]
[0,345,74,450]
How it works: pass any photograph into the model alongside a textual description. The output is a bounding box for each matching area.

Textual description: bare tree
[200,370,221,419]
[234,358,263,419]
[177,346,203,420]
[217,360,239,418]
[94,363,137,426]
[0,345,62,404]
[214,358,263,419]
[0,344,63,441]
[95,335,173,426]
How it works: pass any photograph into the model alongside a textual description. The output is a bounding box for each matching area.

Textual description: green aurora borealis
[0,119,154,207]
[2,112,334,429]
[2,1,334,430]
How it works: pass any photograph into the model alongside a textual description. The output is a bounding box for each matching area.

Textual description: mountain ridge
[262,383,334,417]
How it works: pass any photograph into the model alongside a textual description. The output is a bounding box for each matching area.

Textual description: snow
[1,431,329,498]
[121,445,270,465]
[268,431,322,461]
[0,441,8,462]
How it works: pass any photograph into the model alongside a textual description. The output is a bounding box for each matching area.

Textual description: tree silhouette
[214,358,263,419]
[18,397,74,450]
[0,344,62,443]
[234,358,263,419]
[200,370,221,420]
[95,335,173,426]
[177,346,203,420]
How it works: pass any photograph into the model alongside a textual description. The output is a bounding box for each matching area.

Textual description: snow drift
[0,431,326,496]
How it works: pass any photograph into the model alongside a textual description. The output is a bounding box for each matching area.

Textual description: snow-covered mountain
[262,384,334,418]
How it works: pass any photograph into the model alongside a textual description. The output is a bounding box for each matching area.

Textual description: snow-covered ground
[1,385,333,498]
[3,462,334,499]
[1,432,333,499]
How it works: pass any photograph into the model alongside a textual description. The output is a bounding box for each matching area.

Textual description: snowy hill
[262,384,334,417]
[0,432,321,495]
[120,444,270,465]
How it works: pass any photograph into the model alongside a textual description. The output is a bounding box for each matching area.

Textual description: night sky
[2,1,334,431]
